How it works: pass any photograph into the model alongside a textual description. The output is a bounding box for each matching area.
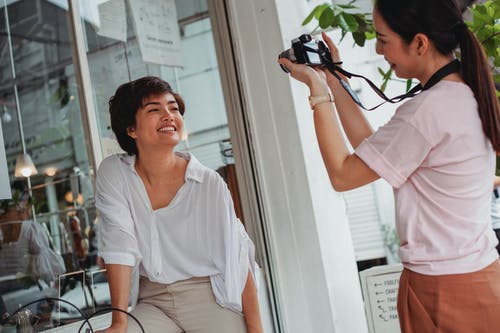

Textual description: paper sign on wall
[0,120,12,199]
[360,264,403,333]
[97,0,127,42]
[129,0,183,67]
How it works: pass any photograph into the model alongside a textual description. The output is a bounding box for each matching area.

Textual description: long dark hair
[376,0,500,151]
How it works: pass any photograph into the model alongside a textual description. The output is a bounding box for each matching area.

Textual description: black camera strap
[324,58,461,111]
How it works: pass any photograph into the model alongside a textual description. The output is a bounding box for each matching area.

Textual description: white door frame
[209,0,370,332]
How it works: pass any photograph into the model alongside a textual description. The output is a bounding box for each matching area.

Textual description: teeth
[158,126,175,132]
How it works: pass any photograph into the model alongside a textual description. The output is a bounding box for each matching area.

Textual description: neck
[135,147,178,183]
[417,54,459,87]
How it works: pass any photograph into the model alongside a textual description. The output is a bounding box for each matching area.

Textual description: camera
[278,34,331,73]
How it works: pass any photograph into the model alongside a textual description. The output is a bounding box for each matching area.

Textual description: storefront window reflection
[83,0,231,169]
[0,0,98,329]
[0,0,245,330]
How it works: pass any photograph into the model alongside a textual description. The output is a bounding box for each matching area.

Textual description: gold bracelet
[308,92,334,110]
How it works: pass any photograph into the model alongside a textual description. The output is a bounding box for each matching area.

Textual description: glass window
[0,0,98,329]
[0,0,251,330]
[82,0,231,169]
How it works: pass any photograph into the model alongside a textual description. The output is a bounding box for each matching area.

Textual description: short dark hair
[108,76,185,155]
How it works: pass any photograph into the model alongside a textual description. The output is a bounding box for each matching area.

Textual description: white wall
[226,0,368,331]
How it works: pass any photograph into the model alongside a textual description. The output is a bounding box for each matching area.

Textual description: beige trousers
[126,276,247,333]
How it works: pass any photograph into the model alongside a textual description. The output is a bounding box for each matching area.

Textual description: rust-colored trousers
[398,260,500,333]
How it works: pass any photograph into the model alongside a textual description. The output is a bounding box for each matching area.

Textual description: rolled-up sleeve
[95,157,141,267]
[209,175,259,313]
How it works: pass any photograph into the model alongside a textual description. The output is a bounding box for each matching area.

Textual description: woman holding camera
[279,0,500,332]
[95,76,262,333]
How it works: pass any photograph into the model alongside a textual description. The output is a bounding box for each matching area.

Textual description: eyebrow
[375,31,387,37]
[142,100,178,108]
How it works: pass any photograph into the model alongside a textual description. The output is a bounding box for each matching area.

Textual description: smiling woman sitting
[95,76,262,333]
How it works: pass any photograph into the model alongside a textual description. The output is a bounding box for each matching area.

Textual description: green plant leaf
[319,7,335,29]
[339,30,347,43]
[365,30,376,40]
[386,69,393,80]
[494,56,500,67]
[303,3,333,26]
[337,4,357,10]
[301,0,498,94]
[338,12,359,32]
[353,14,368,29]
[381,79,388,92]
[302,10,317,26]
[314,4,330,19]
[406,79,413,93]
[352,31,366,46]
[472,7,490,25]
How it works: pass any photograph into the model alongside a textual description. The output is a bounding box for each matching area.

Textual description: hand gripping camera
[278,34,332,73]
[278,33,460,110]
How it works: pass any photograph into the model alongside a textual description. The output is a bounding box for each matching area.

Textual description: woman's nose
[161,109,174,121]
[375,42,383,55]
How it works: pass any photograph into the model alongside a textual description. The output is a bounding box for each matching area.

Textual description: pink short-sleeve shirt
[355,80,499,275]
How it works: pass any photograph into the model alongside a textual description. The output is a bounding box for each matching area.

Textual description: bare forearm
[106,264,133,328]
[310,83,352,189]
[242,271,263,333]
[327,78,373,148]
[277,52,378,191]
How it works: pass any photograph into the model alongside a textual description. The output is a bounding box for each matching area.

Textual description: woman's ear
[127,126,137,139]
[413,33,429,56]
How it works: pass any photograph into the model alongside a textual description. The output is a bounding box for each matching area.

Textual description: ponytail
[375,0,500,152]
[459,28,500,152]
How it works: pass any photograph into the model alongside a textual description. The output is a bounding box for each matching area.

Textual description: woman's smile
[157,125,177,133]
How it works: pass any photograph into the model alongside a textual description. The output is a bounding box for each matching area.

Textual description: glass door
[0,0,98,330]
[78,0,276,331]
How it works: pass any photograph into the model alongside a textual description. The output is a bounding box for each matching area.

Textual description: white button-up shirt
[96,152,257,312]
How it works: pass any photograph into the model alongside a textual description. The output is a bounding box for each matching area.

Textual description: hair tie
[452,22,468,37]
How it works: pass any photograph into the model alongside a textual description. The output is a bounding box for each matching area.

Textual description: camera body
[278,34,331,73]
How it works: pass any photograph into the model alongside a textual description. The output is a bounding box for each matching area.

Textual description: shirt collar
[119,151,205,183]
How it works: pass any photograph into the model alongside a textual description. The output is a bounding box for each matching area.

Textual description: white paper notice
[366,273,401,332]
[360,264,403,333]
[0,120,12,199]
[129,0,183,67]
[97,0,127,42]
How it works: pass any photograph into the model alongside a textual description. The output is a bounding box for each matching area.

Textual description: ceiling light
[15,153,38,178]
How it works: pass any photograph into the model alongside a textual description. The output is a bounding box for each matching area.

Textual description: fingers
[278,57,296,74]
[321,31,341,63]
[313,67,327,80]
[321,31,337,51]
[278,57,293,67]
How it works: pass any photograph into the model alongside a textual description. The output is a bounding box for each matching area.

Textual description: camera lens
[278,48,296,62]
[278,48,296,73]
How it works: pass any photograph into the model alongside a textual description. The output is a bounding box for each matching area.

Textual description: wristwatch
[308,92,334,110]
